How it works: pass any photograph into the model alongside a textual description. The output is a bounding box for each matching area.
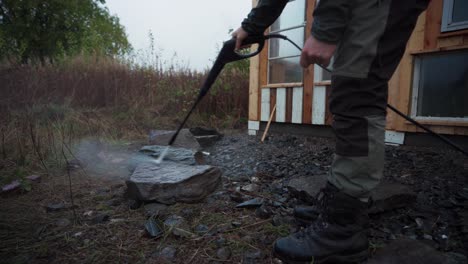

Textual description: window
[268,0,306,84]
[411,50,468,119]
[441,0,468,32]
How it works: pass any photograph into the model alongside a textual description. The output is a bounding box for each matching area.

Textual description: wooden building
[247,0,468,145]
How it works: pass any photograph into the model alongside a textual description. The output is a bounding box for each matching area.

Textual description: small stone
[181,208,195,218]
[243,250,264,264]
[144,203,168,217]
[423,234,433,240]
[231,221,242,228]
[83,210,93,217]
[145,218,163,238]
[215,236,226,247]
[91,214,109,224]
[241,184,260,193]
[164,215,184,228]
[156,246,177,262]
[194,224,209,234]
[73,232,83,237]
[128,199,142,210]
[26,175,41,182]
[46,202,66,212]
[216,247,231,260]
[171,227,194,238]
[255,205,271,219]
[230,192,245,203]
[55,218,71,227]
[1,180,21,194]
[236,198,263,208]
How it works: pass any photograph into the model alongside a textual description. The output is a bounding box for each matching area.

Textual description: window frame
[441,0,468,32]
[267,0,306,85]
[410,54,468,122]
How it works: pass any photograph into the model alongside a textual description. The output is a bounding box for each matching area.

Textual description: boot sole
[274,249,368,264]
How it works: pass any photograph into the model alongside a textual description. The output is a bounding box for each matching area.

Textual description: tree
[0,0,131,63]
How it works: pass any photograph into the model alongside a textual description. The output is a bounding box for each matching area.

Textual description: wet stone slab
[126,161,221,204]
[139,145,203,165]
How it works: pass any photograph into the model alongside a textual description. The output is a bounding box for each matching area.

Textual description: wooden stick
[261,104,276,142]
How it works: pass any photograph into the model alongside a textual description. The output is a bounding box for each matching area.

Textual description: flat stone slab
[139,145,203,165]
[287,175,328,203]
[369,182,416,214]
[190,127,223,147]
[126,162,221,204]
[367,239,450,264]
[287,175,416,213]
[149,129,200,150]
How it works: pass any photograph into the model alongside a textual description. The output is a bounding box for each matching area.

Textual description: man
[232,0,429,263]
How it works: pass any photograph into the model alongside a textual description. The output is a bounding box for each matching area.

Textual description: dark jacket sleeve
[241,0,289,35]
[311,0,351,44]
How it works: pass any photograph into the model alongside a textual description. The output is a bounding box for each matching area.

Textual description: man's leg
[274,0,429,263]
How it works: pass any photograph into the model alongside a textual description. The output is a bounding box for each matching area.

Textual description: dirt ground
[1,130,467,263]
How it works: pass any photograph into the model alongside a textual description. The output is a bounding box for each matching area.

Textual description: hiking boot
[293,205,319,226]
[274,183,369,264]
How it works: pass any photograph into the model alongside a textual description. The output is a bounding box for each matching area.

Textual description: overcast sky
[105,1,253,70]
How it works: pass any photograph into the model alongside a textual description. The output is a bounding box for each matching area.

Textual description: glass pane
[269,27,304,58]
[453,0,468,23]
[271,0,306,31]
[416,50,468,118]
[269,57,303,84]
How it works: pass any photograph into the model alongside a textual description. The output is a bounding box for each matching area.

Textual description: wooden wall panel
[302,0,317,124]
[438,36,464,48]
[249,0,261,121]
[285,88,293,123]
[424,0,443,50]
[270,88,277,121]
[249,44,260,121]
[386,64,401,131]
[325,85,333,125]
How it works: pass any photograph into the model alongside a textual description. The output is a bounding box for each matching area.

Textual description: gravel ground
[205,131,468,259]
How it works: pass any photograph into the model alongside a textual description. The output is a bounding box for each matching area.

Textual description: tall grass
[0,53,249,181]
